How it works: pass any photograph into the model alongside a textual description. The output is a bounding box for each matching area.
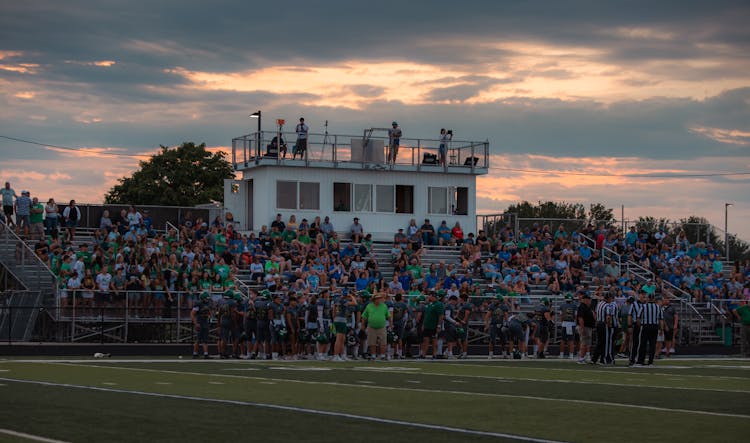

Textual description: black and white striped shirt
[630,301,643,325]
[638,302,663,325]
[606,302,620,328]
[595,300,608,323]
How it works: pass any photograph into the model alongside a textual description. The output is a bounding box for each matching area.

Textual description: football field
[0,357,747,442]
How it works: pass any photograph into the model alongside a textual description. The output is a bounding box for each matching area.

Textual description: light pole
[724,203,732,261]
[250,111,261,159]
[250,110,261,133]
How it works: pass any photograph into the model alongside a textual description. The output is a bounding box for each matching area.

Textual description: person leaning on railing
[732,300,750,358]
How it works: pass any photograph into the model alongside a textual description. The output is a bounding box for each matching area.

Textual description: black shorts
[3,205,12,216]
[509,322,524,342]
[489,323,506,342]
[445,325,461,342]
[195,321,209,344]
[256,321,270,343]
[244,320,257,340]
[220,321,232,342]
[422,328,437,339]
[664,328,675,340]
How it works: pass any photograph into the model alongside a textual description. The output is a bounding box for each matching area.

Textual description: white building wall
[235,166,478,241]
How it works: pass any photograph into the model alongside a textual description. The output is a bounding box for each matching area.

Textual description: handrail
[165,221,180,242]
[0,220,58,294]
[709,301,729,320]
[680,299,705,321]
[578,233,623,275]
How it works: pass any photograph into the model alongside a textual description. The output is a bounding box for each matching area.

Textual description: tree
[589,203,615,226]
[635,216,672,235]
[105,142,235,206]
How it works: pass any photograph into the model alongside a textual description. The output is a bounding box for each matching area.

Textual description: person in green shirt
[29,197,44,240]
[420,291,444,359]
[214,228,227,255]
[361,292,391,360]
[732,301,750,357]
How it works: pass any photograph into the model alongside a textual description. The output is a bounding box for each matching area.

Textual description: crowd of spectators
[2,181,747,338]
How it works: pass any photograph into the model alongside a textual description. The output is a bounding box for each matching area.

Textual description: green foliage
[104,142,234,206]
[505,200,587,219]
[635,216,672,235]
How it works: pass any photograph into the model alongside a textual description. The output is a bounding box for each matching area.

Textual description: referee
[591,292,617,365]
[636,294,664,366]
[628,289,646,366]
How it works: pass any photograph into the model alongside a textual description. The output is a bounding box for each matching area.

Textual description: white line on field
[0,428,69,443]
[0,377,566,443]
[348,368,750,394]
[27,363,750,420]
[436,362,750,380]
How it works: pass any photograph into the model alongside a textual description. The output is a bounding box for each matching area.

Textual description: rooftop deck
[231,130,489,175]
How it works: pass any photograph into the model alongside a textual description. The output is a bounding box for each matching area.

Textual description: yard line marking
[357,380,374,384]
[222,368,260,371]
[155,382,172,385]
[27,364,750,419]
[268,367,331,371]
[406,380,421,383]
[436,362,750,380]
[0,377,566,443]
[101,382,117,385]
[348,368,750,394]
[0,428,69,443]
[208,381,224,385]
[259,381,276,385]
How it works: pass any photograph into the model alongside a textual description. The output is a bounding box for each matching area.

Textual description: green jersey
[735,304,750,325]
[423,301,444,329]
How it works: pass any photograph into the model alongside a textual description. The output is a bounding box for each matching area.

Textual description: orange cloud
[689,126,750,146]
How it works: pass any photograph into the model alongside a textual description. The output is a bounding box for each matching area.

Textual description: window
[395,185,413,214]
[278,181,319,210]
[354,184,372,212]
[277,181,297,209]
[333,183,351,211]
[376,185,394,212]
[299,182,320,210]
[428,187,448,214]
[454,187,468,215]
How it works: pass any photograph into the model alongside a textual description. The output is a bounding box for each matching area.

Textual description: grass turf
[0,358,748,442]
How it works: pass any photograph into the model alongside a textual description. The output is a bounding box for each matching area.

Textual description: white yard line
[18,363,750,420]
[0,377,565,443]
[0,428,70,443]
[348,367,750,394]
[436,362,750,380]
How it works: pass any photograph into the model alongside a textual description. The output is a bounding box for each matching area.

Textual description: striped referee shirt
[596,300,617,325]
[630,301,643,325]
[606,302,620,328]
[638,302,663,325]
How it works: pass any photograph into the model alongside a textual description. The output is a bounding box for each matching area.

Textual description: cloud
[689,126,750,145]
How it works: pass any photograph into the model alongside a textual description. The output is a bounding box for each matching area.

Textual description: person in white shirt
[294,117,309,159]
[126,205,143,228]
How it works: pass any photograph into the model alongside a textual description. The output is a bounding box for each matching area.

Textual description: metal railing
[0,221,58,297]
[231,130,490,173]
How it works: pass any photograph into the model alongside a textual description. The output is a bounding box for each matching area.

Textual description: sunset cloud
[0,0,747,238]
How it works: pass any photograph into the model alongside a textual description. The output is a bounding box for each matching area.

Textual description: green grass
[0,358,748,442]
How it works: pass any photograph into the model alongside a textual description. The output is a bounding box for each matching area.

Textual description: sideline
[0,377,565,443]
[25,362,750,419]
[0,428,70,443]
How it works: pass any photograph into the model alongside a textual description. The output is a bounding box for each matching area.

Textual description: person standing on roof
[294,117,309,159]
[388,121,402,164]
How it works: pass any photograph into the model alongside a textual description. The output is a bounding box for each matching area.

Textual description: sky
[0,0,748,239]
